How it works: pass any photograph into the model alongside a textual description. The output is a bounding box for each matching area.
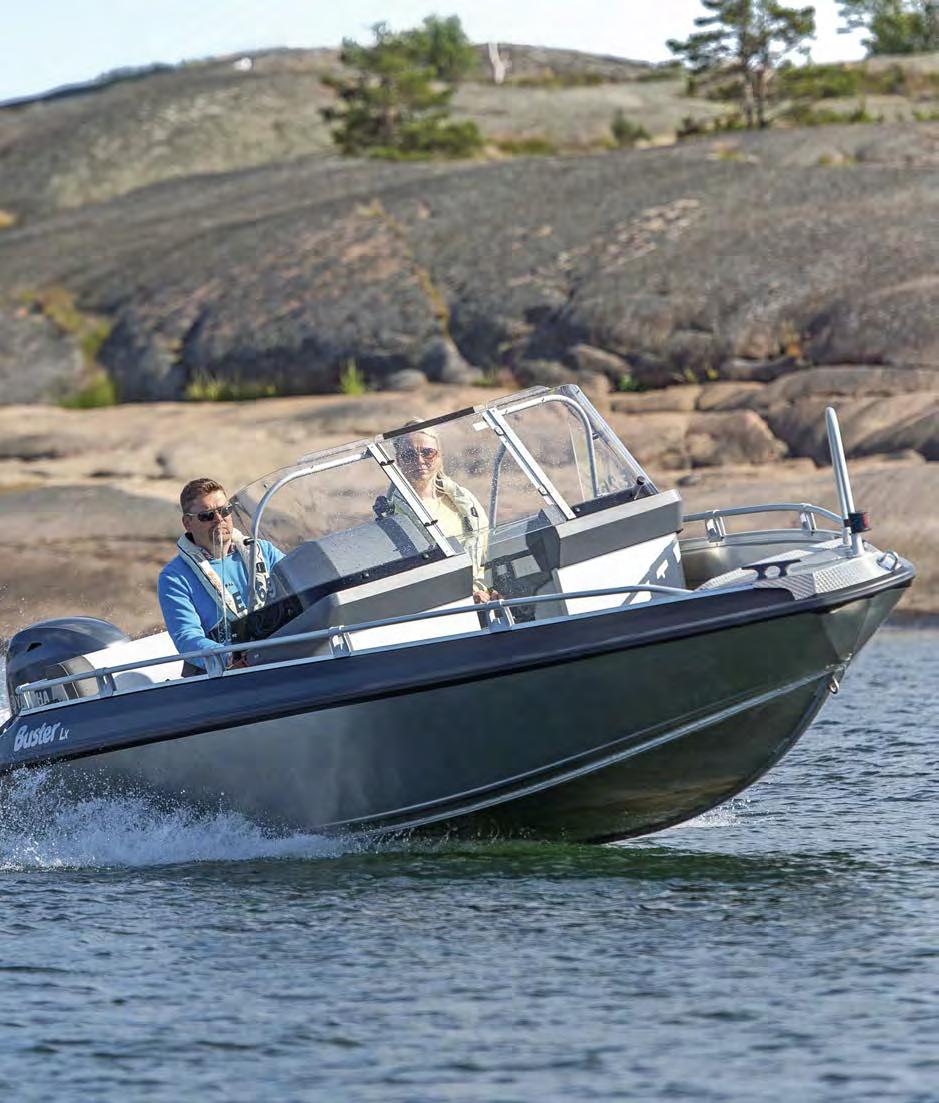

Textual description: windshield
[495,385,650,513]
[229,385,656,618]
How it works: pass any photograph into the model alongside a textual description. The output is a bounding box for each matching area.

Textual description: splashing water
[0,767,359,871]
[0,657,373,871]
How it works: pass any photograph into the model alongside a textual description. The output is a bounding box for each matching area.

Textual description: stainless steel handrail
[497,390,601,499]
[683,502,843,541]
[825,406,863,556]
[247,448,371,602]
[14,582,695,707]
[482,407,576,521]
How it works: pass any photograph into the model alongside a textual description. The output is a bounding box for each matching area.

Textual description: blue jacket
[158,540,284,668]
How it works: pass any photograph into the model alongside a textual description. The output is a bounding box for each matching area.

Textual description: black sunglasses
[398,446,439,461]
[186,504,234,523]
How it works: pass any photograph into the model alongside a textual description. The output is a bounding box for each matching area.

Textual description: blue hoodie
[158,540,284,668]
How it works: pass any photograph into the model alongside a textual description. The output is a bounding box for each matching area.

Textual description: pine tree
[322,19,482,158]
[668,0,817,128]
[839,1,938,54]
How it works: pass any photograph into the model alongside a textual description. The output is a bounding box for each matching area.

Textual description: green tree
[668,0,817,128]
[839,1,938,54]
[322,18,482,158]
[409,14,478,82]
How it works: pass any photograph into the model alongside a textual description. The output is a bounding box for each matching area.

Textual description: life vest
[174,529,271,624]
[375,474,489,591]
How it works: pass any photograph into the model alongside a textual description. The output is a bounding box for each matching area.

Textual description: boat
[0,385,915,842]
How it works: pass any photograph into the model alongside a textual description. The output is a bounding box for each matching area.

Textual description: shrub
[637,65,684,82]
[60,375,118,408]
[778,63,862,100]
[514,71,608,89]
[782,99,881,126]
[396,118,483,157]
[676,115,712,140]
[610,110,650,148]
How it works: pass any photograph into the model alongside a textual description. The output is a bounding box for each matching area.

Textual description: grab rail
[826,406,864,556]
[683,502,842,542]
[13,582,696,709]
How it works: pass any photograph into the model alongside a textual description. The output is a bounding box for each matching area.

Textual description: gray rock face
[0,308,84,403]
[420,338,480,384]
[0,113,937,407]
[383,370,428,392]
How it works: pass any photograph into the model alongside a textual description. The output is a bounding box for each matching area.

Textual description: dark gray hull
[2,576,907,843]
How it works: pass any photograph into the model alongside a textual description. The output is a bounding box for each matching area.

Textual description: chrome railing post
[825,407,863,556]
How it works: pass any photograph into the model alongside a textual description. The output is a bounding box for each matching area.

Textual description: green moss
[617,373,645,393]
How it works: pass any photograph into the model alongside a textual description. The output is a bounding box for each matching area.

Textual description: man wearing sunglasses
[158,477,284,673]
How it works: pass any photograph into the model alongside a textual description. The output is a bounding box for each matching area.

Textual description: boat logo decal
[13,722,71,753]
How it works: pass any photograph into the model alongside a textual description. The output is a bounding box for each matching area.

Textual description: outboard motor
[5,617,129,717]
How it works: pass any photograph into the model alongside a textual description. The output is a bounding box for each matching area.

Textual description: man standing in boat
[158,478,284,672]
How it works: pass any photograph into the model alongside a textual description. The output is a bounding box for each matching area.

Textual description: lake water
[0,627,936,1102]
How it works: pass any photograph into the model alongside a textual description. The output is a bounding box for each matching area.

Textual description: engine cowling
[5,617,128,716]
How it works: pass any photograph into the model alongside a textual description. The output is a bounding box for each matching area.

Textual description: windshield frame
[233,385,658,599]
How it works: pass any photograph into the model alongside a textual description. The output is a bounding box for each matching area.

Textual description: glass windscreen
[497,386,649,510]
[227,385,653,622]
[381,411,567,602]
[230,442,443,597]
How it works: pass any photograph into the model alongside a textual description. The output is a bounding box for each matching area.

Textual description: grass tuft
[617,373,645,393]
[60,375,119,408]
[495,136,558,156]
[338,360,369,396]
[184,373,279,402]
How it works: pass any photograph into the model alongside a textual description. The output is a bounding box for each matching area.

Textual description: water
[0,629,936,1102]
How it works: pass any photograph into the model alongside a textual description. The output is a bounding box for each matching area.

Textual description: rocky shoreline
[0,384,933,642]
[1,53,935,638]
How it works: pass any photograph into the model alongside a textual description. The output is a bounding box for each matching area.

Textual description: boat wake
[0,767,355,872]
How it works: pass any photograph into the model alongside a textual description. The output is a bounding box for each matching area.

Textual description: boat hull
[3,578,906,843]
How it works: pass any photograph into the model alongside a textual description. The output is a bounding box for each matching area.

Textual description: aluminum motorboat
[0,386,915,842]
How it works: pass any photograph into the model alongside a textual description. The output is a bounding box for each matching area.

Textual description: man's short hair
[180,477,227,514]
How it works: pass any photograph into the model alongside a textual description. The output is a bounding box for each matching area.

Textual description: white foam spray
[0,766,363,871]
